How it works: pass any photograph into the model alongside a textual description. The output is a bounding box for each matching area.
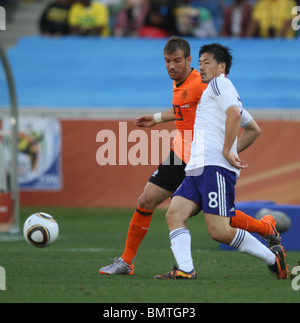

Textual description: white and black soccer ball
[255,208,291,234]
[23,212,59,248]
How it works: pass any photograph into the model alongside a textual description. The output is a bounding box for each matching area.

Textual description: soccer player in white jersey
[154,43,288,280]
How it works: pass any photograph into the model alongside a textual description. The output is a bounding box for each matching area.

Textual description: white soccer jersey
[185,73,252,177]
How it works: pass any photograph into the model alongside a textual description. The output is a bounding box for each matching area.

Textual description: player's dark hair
[199,43,232,75]
[164,36,191,58]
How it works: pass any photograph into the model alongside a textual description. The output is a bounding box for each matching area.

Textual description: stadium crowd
[38,0,300,38]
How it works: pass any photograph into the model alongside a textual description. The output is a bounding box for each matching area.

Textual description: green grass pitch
[0,207,300,303]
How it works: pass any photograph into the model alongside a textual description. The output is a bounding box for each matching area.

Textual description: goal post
[0,41,20,234]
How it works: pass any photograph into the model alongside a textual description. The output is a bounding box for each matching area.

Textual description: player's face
[164,49,191,85]
[199,52,225,84]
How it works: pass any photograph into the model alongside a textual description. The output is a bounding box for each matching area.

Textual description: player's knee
[138,192,154,211]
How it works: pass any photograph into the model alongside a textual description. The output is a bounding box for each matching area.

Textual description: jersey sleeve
[240,109,253,128]
[210,77,239,112]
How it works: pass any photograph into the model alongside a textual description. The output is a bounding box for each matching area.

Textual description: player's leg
[138,181,173,211]
[154,195,198,279]
[202,166,288,279]
[231,210,280,246]
[120,182,173,266]
[204,212,272,260]
[204,212,288,279]
[166,195,199,271]
[155,174,201,279]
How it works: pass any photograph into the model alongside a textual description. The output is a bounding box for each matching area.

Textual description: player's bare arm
[237,119,262,153]
[223,105,248,169]
[134,108,175,128]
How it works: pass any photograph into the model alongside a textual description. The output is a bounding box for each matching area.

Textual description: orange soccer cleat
[260,215,281,247]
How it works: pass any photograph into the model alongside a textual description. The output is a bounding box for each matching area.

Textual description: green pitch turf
[0,207,299,303]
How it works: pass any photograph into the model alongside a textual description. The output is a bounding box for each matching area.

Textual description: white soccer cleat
[99,257,134,275]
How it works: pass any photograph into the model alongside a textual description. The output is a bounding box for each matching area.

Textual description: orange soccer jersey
[172,68,207,164]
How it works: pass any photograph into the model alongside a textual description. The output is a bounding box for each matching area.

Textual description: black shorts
[148,150,186,193]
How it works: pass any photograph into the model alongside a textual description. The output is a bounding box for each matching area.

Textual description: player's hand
[134,115,156,128]
[223,151,248,169]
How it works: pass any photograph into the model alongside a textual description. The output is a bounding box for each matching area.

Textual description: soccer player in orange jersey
[99,37,279,276]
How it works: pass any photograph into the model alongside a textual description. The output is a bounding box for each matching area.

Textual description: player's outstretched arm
[134,108,175,128]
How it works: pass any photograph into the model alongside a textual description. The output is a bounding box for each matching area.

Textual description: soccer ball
[23,212,59,248]
[255,208,291,234]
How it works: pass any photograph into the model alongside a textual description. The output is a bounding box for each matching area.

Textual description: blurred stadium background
[0,0,300,248]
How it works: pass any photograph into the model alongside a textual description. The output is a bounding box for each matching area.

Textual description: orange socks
[121,206,153,265]
[231,210,269,236]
